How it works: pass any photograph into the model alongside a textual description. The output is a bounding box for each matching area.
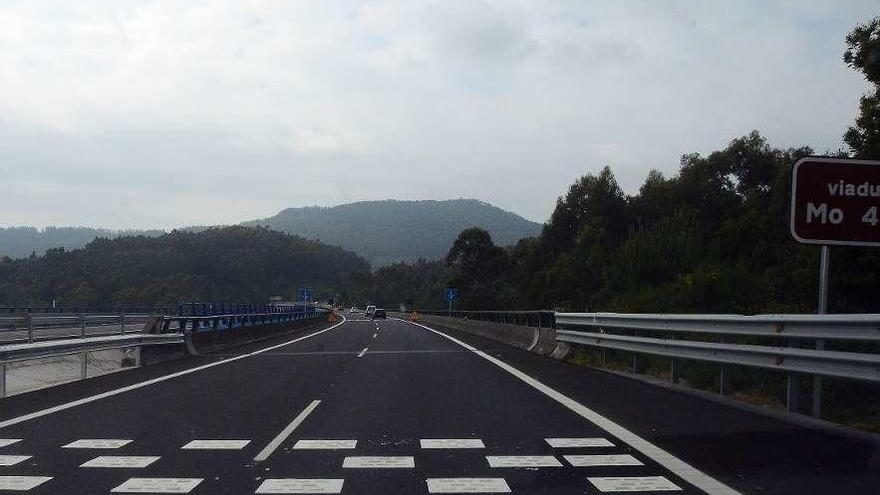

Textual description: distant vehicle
[350,306,357,313]
[366,305,376,316]
[373,308,386,319]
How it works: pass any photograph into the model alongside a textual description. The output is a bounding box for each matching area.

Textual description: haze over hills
[243,199,542,267]
[0,199,541,267]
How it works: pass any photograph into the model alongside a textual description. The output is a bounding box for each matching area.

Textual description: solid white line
[254,400,321,462]
[357,347,368,358]
[372,333,378,339]
[395,318,742,495]
[0,317,347,430]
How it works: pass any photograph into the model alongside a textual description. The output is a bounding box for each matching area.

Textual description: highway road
[0,313,877,494]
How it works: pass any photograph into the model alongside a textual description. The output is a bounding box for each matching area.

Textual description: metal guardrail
[157,308,325,333]
[555,312,880,417]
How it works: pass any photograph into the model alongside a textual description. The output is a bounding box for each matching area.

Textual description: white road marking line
[565,454,643,467]
[397,318,742,495]
[342,456,414,468]
[0,476,52,491]
[486,455,562,468]
[0,455,31,466]
[63,439,132,449]
[80,456,160,468]
[357,347,368,358]
[420,439,485,449]
[0,317,347,430]
[255,479,344,494]
[181,440,250,450]
[111,477,203,493]
[546,437,614,448]
[426,478,511,493]
[372,333,377,338]
[588,476,682,492]
[254,400,321,462]
[292,440,357,450]
[0,439,22,448]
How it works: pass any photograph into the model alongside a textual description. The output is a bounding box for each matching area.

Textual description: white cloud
[0,0,876,228]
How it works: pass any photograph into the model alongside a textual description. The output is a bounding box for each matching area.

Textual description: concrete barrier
[402,313,567,358]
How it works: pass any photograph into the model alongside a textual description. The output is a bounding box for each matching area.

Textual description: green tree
[445,228,511,309]
[843,17,880,158]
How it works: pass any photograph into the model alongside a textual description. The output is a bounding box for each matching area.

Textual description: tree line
[355,18,880,314]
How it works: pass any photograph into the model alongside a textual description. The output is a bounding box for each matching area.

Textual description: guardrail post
[0,363,6,398]
[812,340,825,418]
[81,350,88,380]
[80,315,86,338]
[120,313,126,335]
[669,333,678,384]
[786,373,801,413]
[25,313,33,344]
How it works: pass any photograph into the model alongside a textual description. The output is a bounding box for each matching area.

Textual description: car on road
[366,305,376,316]
[372,308,386,319]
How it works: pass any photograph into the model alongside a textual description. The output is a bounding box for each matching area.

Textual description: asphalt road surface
[0,313,877,494]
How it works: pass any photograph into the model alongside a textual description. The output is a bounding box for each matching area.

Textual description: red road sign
[790,157,880,246]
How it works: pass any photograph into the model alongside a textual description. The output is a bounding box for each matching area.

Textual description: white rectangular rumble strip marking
[181,440,250,450]
[545,437,614,448]
[0,439,22,448]
[292,440,357,450]
[0,455,31,466]
[342,456,414,468]
[420,439,485,449]
[565,454,643,467]
[0,476,52,491]
[588,476,682,492]
[256,479,344,494]
[486,456,561,468]
[426,478,511,493]
[111,478,204,493]
[63,439,132,449]
[81,456,160,468]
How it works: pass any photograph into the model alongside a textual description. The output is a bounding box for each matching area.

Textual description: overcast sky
[1,1,876,229]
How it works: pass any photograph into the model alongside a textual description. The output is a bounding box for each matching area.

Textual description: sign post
[789,156,880,418]
[444,288,457,314]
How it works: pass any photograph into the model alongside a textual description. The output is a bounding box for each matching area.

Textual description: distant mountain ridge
[0,199,541,267]
[243,199,541,267]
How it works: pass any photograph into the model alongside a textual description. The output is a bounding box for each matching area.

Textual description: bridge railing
[555,312,880,417]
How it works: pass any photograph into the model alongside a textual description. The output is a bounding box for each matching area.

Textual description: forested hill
[0,226,369,307]
[243,199,541,267]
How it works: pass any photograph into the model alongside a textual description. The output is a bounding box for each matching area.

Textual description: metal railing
[0,314,154,344]
[157,307,324,334]
[555,312,880,417]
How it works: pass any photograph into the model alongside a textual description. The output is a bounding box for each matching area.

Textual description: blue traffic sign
[445,288,458,301]
[299,288,312,302]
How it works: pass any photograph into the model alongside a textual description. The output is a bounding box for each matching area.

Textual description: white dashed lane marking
[565,454,643,467]
[63,439,132,449]
[545,437,614,448]
[80,456,160,468]
[111,477,203,493]
[426,478,511,493]
[0,455,31,466]
[255,479,344,494]
[293,440,357,450]
[0,440,22,448]
[486,455,562,468]
[0,476,52,491]
[588,476,682,492]
[181,440,250,450]
[357,348,368,358]
[420,439,485,449]
[342,456,415,468]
